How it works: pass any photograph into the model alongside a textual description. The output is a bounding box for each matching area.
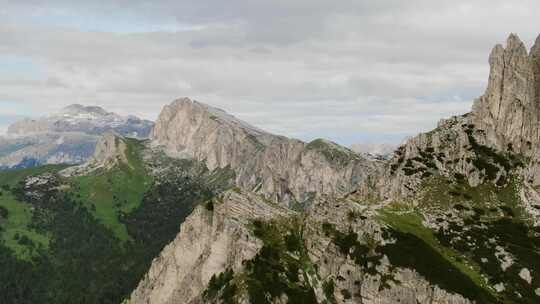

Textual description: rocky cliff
[128,187,478,304]
[384,34,540,205]
[471,34,540,153]
[60,132,130,176]
[128,152,539,304]
[129,190,291,304]
[129,34,540,304]
[151,98,382,205]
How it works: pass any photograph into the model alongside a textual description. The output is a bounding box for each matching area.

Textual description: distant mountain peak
[350,142,397,159]
[1,104,154,169]
[163,97,271,138]
[152,97,377,204]
[7,103,153,139]
[60,104,110,117]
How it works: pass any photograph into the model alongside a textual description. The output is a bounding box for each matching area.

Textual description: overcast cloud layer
[1,1,540,144]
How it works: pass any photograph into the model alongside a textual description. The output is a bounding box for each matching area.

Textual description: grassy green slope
[0,137,236,304]
[72,138,151,241]
[379,210,496,302]
[0,192,49,259]
[0,165,67,259]
[0,164,68,187]
[379,173,540,304]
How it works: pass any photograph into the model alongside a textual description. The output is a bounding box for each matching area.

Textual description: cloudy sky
[1,1,540,145]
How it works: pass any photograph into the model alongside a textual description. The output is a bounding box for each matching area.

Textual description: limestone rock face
[152,98,382,204]
[128,190,291,304]
[127,34,540,304]
[382,115,482,199]
[472,34,540,153]
[60,132,128,176]
[305,200,473,304]
[90,132,128,169]
[383,34,540,201]
[128,189,473,304]
[532,35,540,105]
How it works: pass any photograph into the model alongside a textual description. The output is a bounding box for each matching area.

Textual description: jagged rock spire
[472,33,540,152]
[531,34,540,105]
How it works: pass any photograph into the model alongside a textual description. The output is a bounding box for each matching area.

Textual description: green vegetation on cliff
[0,139,235,304]
[245,218,319,304]
[73,138,151,241]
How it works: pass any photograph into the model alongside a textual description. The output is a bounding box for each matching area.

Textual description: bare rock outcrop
[128,189,473,304]
[60,132,129,176]
[151,98,382,205]
[472,34,540,153]
[129,34,540,304]
[128,190,292,304]
[384,34,540,201]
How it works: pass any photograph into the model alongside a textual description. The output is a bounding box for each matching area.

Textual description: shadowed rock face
[151,98,383,205]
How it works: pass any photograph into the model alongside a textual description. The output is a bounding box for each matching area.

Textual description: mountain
[383,34,540,214]
[472,34,540,153]
[350,142,397,159]
[0,104,154,169]
[129,34,540,304]
[0,134,235,303]
[0,33,539,304]
[152,98,381,205]
[7,104,153,138]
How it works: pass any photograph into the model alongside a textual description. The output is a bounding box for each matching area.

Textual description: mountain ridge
[127,33,540,304]
[151,97,381,205]
[0,104,154,170]
[7,104,153,138]
[1,33,540,304]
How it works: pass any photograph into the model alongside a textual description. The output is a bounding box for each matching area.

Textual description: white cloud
[0,1,540,144]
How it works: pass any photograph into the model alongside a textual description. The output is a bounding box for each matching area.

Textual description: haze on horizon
[1,1,540,145]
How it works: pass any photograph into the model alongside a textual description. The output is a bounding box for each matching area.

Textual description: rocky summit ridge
[126,33,540,304]
[472,34,540,153]
[2,33,540,304]
[377,35,540,227]
[60,132,130,176]
[151,97,382,205]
